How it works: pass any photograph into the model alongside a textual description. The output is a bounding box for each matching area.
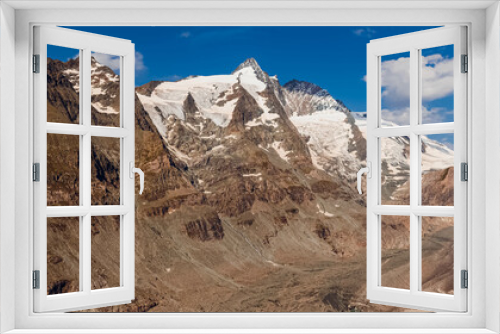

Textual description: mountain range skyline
[49,25,455,149]
[52,26,438,113]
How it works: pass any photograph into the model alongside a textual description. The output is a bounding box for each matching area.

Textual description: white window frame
[1,1,499,333]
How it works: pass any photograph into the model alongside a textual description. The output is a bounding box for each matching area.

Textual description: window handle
[357,162,372,195]
[129,162,144,195]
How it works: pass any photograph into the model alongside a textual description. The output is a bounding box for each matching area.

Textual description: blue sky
[54,26,440,112]
[50,26,453,147]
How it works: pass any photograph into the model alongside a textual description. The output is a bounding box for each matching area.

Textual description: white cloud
[421,54,454,101]
[381,57,411,109]
[381,106,453,126]
[379,53,454,125]
[92,51,147,73]
[421,106,453,124]
[135,51,146,72]
[180,31,191,38]
[352,27,376,38]
[92,53,121,71]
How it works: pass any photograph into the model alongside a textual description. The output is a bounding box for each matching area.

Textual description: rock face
[185,214,224,241]
[46,56,455,313]
[284,79,345,116]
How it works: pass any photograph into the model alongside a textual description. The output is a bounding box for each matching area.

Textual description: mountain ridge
[45,55,455,313]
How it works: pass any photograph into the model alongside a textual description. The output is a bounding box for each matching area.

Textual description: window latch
[129,162,144,195]
[357,162,372,195]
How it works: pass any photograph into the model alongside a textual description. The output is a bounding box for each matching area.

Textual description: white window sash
[32,26,136,313]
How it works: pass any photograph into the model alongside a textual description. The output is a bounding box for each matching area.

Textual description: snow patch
[92,103,119,114]
[200,135,216,140]
[270,141,291,163]
[316,203,335,217]
[421,136,454,172]
[211,144,225,152]
[291,110,360,177]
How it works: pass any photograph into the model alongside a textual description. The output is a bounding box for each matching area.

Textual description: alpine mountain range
[46,56,455,312]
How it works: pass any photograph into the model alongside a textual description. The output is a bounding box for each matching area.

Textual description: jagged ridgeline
[47,56,454,312]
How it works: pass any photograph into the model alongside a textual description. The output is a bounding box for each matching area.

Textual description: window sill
[4,329,498,334]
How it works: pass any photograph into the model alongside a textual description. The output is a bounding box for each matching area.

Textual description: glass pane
[91,137,120,205]
[421,216,454,294]
[381,137,410,205]
[47,45,80,124]
[91,216,121,290]
[381,52,410,127]
[421,134,454,206]
[47,217,80,295]
[47,133,80,206]
[91,52,121,127]
[381,215,410,290]
[421,45,454,124]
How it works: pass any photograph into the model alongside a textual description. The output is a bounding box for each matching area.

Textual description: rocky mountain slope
[46,56,455,312]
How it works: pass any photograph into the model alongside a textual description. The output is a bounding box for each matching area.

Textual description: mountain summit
[284,79,331,98]
[232,57,268,83]
[233,57,263,73]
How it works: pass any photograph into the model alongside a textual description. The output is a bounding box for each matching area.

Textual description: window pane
[47,45,80,124]
[421,134,454,206]
[91,216,121,290]
[47,217,80,295]
[381,52,410,127]
[381,137,410,205]
[421,45,454,124]
[91,52,121,127]
[421,216,454,294]
[47,133,80,206]
[91,137,120,205]
[381,215,410,290]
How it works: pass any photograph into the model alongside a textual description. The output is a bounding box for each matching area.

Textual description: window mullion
[416,48,424,293]
[82,47,92,295]
[78,48,84,293]
[409,48,420,294]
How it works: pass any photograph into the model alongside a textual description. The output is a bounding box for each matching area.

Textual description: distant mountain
[283,79,366,183]
[284,79,346,115]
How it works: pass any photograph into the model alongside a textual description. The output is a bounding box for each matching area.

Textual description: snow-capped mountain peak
[59,56,120,115]
[232,58,268,84]
[284,79,330,98]
[136,58,280,143]
[283,79,347,117]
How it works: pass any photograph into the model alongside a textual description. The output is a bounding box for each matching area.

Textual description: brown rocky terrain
[46,56,454,313]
